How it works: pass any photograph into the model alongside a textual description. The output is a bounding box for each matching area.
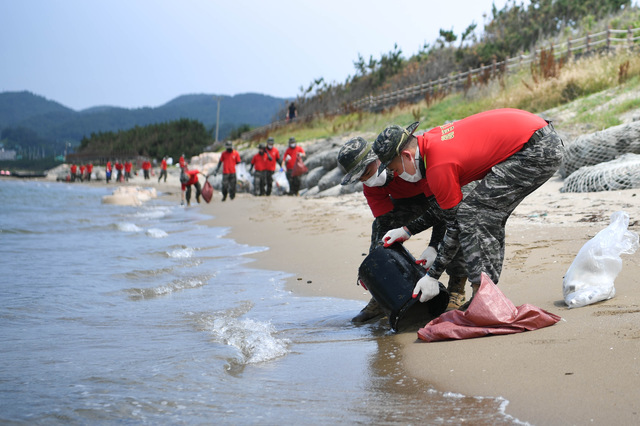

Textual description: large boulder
[302,166,329,189]
[317,167,345,191]
[559,121,640,178]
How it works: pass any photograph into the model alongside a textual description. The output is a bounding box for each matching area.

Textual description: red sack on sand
[201,181,213,203]
[417,273,562,342]
[291,156,308,177]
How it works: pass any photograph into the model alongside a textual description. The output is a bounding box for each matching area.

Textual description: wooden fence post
[628,26,633,51]
[586,32,591,54]
[567,37,572,62]
[607,25,611,51]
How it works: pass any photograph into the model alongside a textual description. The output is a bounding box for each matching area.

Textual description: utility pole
[214,96,221,142]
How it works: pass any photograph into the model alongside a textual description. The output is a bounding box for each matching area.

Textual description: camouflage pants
[253,170,267,196]
[222,173,237,199]
[286,170,301,195]
[265,170,275,196]
[454,127,565,284]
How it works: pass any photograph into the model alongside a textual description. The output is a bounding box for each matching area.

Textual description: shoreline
[194,176,640,425]
[34,173,640,424]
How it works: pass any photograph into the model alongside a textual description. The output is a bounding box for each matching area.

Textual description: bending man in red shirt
[338,137,470,322]
[374,108,565,309]
[181,164,202,207]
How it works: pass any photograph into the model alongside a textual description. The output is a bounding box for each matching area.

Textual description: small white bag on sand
[563,211,639,308]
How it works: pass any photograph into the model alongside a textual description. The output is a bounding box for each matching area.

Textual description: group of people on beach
[179,137,307,206]
[68,163,94,182]
[337,108,566,323]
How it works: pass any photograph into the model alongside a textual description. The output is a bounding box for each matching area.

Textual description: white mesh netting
[558,121,640,179]
[561,153,640,193]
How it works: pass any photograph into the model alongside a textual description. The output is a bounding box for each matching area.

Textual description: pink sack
[417,273,561,342]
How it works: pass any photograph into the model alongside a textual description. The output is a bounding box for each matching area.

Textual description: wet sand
[67,169,640,424]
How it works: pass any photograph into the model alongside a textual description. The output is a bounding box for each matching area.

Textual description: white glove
[416,246,438,269]
[382,227,411,247]
[412,275,440,303]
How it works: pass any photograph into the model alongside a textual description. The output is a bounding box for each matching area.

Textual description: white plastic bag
[563,211,639,308]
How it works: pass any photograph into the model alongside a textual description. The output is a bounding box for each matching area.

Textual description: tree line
[288,0,632,118]
[76,118,214,163]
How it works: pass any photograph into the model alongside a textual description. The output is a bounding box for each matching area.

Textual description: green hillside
[0,91,289,159]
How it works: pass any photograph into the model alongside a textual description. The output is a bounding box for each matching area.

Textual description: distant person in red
[179,154,186,169]
[124,161,133,181]
[158,157,168,183]
[105,160,112,183]
[70,164,77,182]
[142,160,152,180]
[79,165,86,182]
[213,141,241,201]
[181,164,202,206]
[115,161,124,182]
[249,143,271,196]
[283,137,306,195]
[86,163,93,181]
[264,137,282,196]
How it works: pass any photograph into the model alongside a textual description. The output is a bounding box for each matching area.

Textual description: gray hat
[373,122,419,174]
[288,137,296,143]
[225,141,233,148]
[338,137,378,185]
[267,137,275,144]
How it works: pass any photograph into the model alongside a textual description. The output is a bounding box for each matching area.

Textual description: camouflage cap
[338,137,378,185]
[288,137,296,143]
[267,137,275,144]
[373,121,419,174]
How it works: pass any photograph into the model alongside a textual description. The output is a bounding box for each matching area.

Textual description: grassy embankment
[264,49,640,144]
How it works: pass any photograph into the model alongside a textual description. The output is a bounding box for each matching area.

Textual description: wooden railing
[242,26,640,141]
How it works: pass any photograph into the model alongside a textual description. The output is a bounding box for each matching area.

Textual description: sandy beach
[186,174,640,425]
[71,167,640,424]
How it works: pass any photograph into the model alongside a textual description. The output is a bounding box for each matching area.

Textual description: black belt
[529,121,555,144]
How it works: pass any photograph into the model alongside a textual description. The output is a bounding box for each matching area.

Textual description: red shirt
[283,145,305,170]
[219,150,241,174]
[115,162,123,171]
[251,152,271,172]
[417,108,547,209]
[87,164,93,173]
[181,169,200,190]
[125,162,132,172]
[265,146,281,171]
[106,161,112,172]
[70,165,77,173]
[142,161,151,170]
[179,156,185,168]
[364,175,432,217]
[161,159,167,170]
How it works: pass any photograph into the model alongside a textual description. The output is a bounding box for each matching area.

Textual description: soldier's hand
[416,246,438,269]
[412,275,440,303]
[382,227,411,247]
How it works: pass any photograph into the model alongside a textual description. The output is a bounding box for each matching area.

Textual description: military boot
[458,282,480,311]
[446,276,467,311]
[351,297,385,323]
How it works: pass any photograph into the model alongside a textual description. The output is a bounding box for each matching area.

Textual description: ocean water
[0,179,524,425]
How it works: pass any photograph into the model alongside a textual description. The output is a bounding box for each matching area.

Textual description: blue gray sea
[0,179,524,424]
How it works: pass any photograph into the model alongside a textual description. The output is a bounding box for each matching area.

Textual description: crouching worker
[373,110,564,309]
[338,137,468,323]
[181,164,203,207]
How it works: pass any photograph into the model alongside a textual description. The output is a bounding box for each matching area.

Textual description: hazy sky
[1,0,517,111]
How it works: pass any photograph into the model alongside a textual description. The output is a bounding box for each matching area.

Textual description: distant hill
[0,91,289,156]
